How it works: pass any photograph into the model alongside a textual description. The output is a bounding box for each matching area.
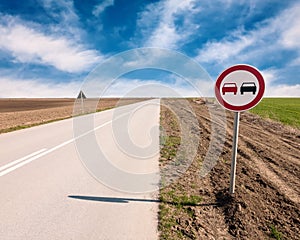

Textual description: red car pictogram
[222,83,238,95]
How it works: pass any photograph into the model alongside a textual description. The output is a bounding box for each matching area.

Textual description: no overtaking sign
[215,64,265,112]
[215,64,265,194]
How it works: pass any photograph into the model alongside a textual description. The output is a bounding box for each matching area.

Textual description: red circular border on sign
[215,64,265,111]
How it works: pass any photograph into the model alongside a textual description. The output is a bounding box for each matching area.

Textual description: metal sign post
[229,111,240,194]
[214,64,265,195]
[80,92,84,114]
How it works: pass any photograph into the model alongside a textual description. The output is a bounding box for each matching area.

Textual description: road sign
[215,64,265,112]
[215,64,265,194]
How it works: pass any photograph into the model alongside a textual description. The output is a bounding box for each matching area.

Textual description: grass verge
[159,104,202,239]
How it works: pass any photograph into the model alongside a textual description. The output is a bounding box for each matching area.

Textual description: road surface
[0,99,160,240]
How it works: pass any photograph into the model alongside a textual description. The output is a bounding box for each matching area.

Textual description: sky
[0,0,299,97]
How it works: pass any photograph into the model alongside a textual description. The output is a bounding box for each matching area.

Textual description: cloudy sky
[0,0,299,97]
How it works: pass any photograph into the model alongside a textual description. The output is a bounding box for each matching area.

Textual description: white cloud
[267,84,300,97]
[93,0,114,17]
[196,2,300,66]
[102,78,200,97]
[40,0,84,41]
[0,16,102,73]
[261,69,300,97]
[0,77,81,98]
[0,74,201,98]
[197,32,254,63]
[195,2,300,97]
[279,4,300,50]
[40,0,79,23]
[196,25,272,65]
[1,72,298,98]
[137,0,199,49]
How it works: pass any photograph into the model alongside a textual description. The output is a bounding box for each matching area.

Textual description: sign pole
[80,92,84,114]
[229,111,240,194]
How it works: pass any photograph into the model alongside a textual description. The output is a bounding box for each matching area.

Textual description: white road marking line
[0,100,155,177]
[0,113,123,177]
[0,148,47,172]
[0,140,74,177]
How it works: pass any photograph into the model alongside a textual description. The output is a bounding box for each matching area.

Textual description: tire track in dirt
[237,111,300,205]
[242,135,300,168]
[241,136,300,188]
[237,138,300,204]
[199,106,300,204]
[159,99,299,239]
[194,100,300,239]
[208,108,300,205]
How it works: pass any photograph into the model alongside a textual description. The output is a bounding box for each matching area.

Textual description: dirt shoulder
[159,98,300,239]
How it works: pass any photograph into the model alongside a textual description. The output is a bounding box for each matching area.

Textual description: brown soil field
[159,99,300,239]
[0,98,143,133]
[1,98,299,239]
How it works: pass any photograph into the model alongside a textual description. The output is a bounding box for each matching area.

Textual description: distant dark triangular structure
[77,90,86,99]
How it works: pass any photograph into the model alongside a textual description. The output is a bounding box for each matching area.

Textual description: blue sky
[0,0,299,97]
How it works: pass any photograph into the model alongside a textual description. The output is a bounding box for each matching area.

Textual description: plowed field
[159,98,300,239]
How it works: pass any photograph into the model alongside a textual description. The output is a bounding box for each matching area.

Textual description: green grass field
[250,98,300,129]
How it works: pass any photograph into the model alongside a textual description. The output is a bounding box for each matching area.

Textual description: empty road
[0,99,160,240]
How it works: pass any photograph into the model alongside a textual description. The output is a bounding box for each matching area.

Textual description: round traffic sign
[215,64,265,111]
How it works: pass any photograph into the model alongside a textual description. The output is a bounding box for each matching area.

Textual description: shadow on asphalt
[68,195,160,203]
[69,195,222,207]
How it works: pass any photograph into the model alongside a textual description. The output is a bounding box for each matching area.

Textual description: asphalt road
[0,99,160,240]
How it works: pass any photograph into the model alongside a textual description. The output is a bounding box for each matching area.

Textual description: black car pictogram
[240,82,257,95]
